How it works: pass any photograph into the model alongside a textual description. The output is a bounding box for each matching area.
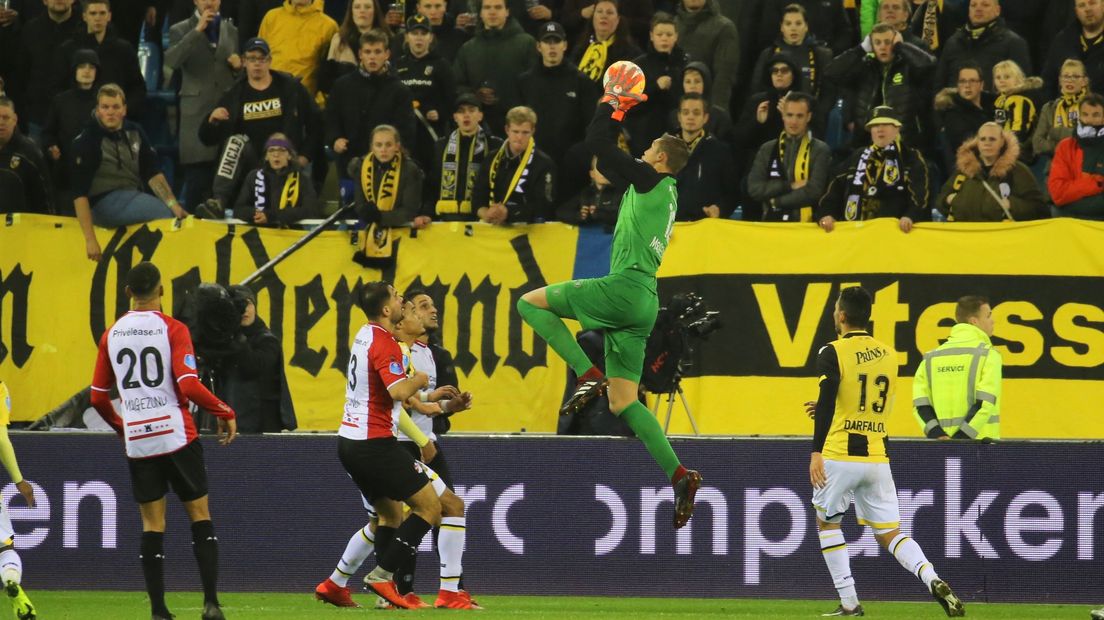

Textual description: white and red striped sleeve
[90,330,123,434]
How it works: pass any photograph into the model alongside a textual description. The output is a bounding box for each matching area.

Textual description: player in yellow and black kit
[807,287,964,618]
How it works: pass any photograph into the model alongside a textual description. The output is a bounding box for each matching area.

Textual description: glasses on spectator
[1060,74,1087,81]
[243,55,269,64]
[957,78,981,85]
[771,67,792,74]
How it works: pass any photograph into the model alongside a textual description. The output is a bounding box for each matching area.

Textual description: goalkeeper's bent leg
[517,297,596,377]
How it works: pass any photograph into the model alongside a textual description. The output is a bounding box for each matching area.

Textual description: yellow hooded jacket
[259,0,339,102]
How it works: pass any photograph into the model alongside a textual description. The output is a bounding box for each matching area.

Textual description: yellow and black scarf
[437,130,488,215]
[578,35,614,82]
[252,168,300,213]
[768,131,814,222]
[845,140,901,221]
[359,154,403,260]
[775,44,817,94]
[488,138,535,205]
[1054,90,1085,128]
[921,0,942,51]
[1082,32,1104,53]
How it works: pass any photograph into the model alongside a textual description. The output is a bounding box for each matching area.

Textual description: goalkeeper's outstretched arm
[585,102,664,193]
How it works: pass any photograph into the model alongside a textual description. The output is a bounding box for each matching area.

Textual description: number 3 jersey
[91,310,226,459]
[816,331,898,463]
[340,323,408,440]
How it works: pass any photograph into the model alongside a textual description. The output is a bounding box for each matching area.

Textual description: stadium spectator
[1048,92,1104,220]
[472,105,555,224]
[936,122,1047,221]
[675,0,737,113]
[0,2,16,95]
[561,0,652,45]
[494,0,555,36]
[876,0,928,50]
[56,0,146,117]
[734,55,796,169]
[1032,59,1089,170]
[198,37,321,215]
[233,133,320,225]
[237,0,281,46]
[348,125,425,228]
[818,105,929,233]
[453,0,538,136]
[326,29,415,174]
[518,21,598,170]
[757,0,852,54]
[42,48,99,211]
[396,14,456,168]
[556,154,624,228]
[826,22,935,148]
[165,0,241,210]
[216,284,297,432]
[627,12,687,154]
[13,0,84,139]
[670,62,732,141]
[913,295,1001,441]
[933,0,1032,89]
[747,92,830,222]
[569,0,641,85]
[71,85,186,260]
[673,93,736,220]
[749,4,833,103]
[423,93,503,222]
[318,0,390,94]
[934,63,997,170]
[258,0,339,99]
[991,59,1042,161]
[0,98,54,215]
[1042,0,1104,99]
[909,0,964,54]
[415,0,469,62]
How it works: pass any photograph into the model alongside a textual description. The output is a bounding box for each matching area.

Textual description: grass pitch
[27,591,1091,619]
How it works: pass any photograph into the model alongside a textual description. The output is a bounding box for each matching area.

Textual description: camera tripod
[649,368,700,436]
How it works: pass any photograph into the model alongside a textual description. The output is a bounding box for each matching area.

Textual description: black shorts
[339,437,430,505]
[398,440,455,490]
[128,439,209,504]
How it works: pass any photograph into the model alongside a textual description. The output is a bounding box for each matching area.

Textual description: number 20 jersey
[92,311,201,459]
[822,333,898,464]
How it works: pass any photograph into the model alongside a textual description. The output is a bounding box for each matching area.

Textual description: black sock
[378,515,432,574]
[374,526,396,561]
[394,547,417,595]
[191,520,220,606]
[140,531,169,616]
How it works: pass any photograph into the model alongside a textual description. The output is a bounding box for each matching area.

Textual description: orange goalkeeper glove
[599,64,648,121]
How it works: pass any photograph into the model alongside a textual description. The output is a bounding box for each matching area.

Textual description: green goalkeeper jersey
[610,176,678,279]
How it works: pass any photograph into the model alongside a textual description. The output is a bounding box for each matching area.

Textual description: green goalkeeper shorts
[545,271,658,383]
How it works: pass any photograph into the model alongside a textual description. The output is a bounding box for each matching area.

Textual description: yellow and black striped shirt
[812,331,897,463]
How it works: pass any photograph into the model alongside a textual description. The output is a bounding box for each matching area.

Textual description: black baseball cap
[244,37,271,56]
[454,92,482,111]
[406,14,432,32]
[538,21,566,42]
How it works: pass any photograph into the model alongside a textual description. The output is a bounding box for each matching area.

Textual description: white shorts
[812,460,900,529]
[361,460,447,517]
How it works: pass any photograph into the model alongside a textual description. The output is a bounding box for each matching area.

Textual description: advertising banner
[8,434,1102,603]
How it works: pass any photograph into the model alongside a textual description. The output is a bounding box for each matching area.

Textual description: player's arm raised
[585,67,659,193]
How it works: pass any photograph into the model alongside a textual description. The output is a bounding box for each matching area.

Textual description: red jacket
[1048,137,1104,206]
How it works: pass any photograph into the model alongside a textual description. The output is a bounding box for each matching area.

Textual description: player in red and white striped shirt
[90,262,236,620]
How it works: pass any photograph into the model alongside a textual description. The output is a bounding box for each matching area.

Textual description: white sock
[330,525,374,587]
[438,517,466,593]
[888,533,939,589]
[0,549,21,586]
[819,529,858,609]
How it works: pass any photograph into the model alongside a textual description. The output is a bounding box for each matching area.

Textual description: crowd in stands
[3,0,1104,248]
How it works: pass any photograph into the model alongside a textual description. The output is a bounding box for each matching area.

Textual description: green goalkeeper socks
[620,401,681,479]
[517,298,595,376]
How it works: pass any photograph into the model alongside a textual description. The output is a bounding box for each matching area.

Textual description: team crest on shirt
[425,65,433,76]
[184,354,197,370]
[8,156,19,169]
[389,361,403,375]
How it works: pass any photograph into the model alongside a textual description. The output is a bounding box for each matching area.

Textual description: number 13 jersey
[818,331,897,464]
[92,311,202,459]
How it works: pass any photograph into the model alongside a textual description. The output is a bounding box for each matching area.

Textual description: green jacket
[913,323,1002,440]
[453,17,538,128]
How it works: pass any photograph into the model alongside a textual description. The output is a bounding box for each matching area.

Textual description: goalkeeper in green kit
[517,63,702,529]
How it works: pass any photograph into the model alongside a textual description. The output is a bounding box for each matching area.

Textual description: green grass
[22,591,1094,619]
